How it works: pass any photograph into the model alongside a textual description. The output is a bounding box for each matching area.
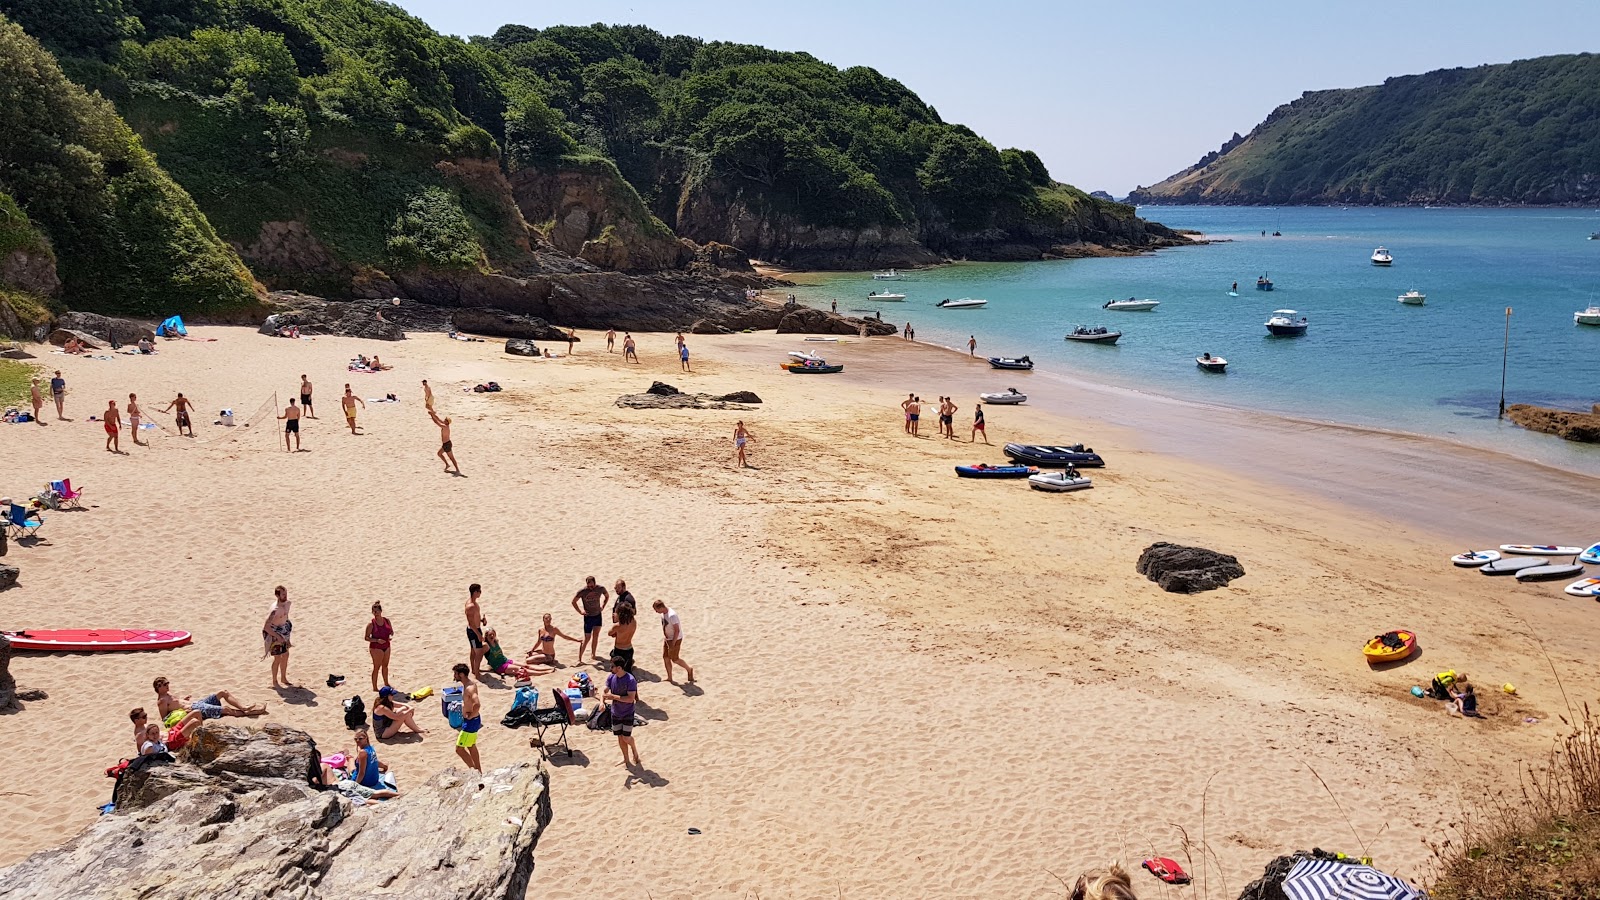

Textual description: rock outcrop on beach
[774,306,899,336]
[55,312,156,347]
[1506,403,1600,443]
[1137,542,1246,593]
[2,722,552,900]
[0,564,17,590]
[0,632,47,712]
[616,381,763,410]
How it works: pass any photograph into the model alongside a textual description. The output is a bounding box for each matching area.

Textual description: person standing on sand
[651,599,696,684]
[278,398,302,451]
[971,402,988,444]
[901,393,915,434]
[943,397,959,440]
[365,601,392,691]
[734,420,753,467]
[609,602,637,672]
[908,323,915,341]
[907,396,922,437]
[162,392,196,436]
[342,384,365,435]
[679,340,691,372]
[451,663,482,773]
[566,328,577,355]
[264,585,294,688]
[623,333,637,363]
[675,331,685,351]
[50,370,66,419]
[28,377,43,424]
[422,379,434,411]
[606,328,616,352]
[127,393,145,446]
[968,335,976,357]
[571,576,610,664]
[299,375,316,418]
[103,399,122,453]
[429,409,459,473]
[603,656,641,767]
[465,583,486,678]
[903,322,911,340]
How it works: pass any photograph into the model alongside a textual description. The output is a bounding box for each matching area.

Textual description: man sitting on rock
[154,677,266,733]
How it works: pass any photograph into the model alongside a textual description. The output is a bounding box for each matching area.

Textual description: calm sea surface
[788,206,1600,476]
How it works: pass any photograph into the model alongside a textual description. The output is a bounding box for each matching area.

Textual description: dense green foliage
[387,185,483,269]
[0,191,52,261]
[1131,53,1600,206]
[0,15,256,316]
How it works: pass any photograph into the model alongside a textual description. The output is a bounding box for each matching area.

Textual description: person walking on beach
[734,420,753,468]
[278,398,302,451]
[571,576,610,664]
[342,384,365,435]
[967,335,976,357]
[903,322,911,340]
[906,395,922,437]
[28,377,43,424]
[162,392,196,437]
[264,585,294,688]
[606,328,616,352]
[422,379,434,411]
[604,656,641,767]
[126,393,145,446]
[675,331,685,351]
[299,375,316,419]
[451,663,482,773]
[103,399,122,453]
[465,583,486,678]
[651,599,696,684]
[623,333,637,362]
[429,409,459,473]
[49,370,66,419]
[679,340,691,372]
[971,402,988,444]
[365,601,392,691]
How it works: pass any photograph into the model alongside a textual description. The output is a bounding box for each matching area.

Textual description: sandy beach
[3,326,1598,897]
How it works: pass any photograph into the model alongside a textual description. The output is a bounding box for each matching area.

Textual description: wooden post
[1498,306,1512,418]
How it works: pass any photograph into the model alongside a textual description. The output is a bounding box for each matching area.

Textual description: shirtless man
[900,393,915,434]
[278,398,302,451]
[465,583,487,677]
[341,384,365,434]
[127,392,145,446]
[429,409,458,473]
[623,333,638,363]
[906,395,922,437]
[103,399,122,453]
[154,676,265,733]
[570,576,610,664]
[299,375,316,418]
[422,379,434,411]
[942,396,959,440]
[28,377,43,424]
[967,335,977,357]
[606,328,616,352]
[162,391,196,436]
[451,663,482,772]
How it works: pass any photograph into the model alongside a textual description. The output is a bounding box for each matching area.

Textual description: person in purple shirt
[603,655,641,767]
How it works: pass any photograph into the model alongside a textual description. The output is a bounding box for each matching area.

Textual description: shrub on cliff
[0,15,257,317]
[387,186,485,270]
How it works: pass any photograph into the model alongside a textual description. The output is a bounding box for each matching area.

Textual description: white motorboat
[1102,297,1160,311]
[1195,353,1227,373]
[1371,247,1393,266]
[1265,309,1308,336]
[1576,305,1600,326]
[866,291,906,301]
[872,269,904,281]
[1028,469,1093,493]
[936,297,987,309]
[787,350,823,363]
[979,388,1027,405]
[1398,290,1426,305]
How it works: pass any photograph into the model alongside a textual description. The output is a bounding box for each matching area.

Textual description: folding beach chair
[56,479,85,510]
[528,689,575,759]
[8,504,42,539]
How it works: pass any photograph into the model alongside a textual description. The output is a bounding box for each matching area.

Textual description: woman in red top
[364,602,393,691]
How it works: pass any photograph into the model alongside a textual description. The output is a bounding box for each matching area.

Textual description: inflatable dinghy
[955,464,1036,479]
[1028,470,1093,493]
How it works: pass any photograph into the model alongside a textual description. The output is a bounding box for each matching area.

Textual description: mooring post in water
[1498,306,1512,418]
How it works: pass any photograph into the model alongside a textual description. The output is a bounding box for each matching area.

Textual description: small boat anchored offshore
[1265,309,1308,336]
[872,268,905,281]
[1371,247,1393,266]
[987,356,1033,370]
[1066,326,1121,344]
[1398,290,1426,305]
[866,290,906,301]
[936,297,987,309]
[1575,305,1600,326]
[1195,353,1227,373]
[1102,297,1160,311]
[1255,274,1274,291]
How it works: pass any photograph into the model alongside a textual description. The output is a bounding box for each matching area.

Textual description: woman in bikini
[525,613,580,666]
[733,420,753,468]
[364,602,393,691]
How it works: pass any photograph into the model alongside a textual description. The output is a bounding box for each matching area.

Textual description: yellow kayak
[1363,630,1416,663]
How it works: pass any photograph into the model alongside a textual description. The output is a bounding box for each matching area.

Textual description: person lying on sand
[63,337,86,354]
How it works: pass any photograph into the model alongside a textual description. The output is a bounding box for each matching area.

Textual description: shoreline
[4,326,1597,895]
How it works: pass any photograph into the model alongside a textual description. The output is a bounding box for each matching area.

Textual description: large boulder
[1507,402,1600,443]
[0,632,46,712]
[452,308,567,341]
[1136,542,1245,593]
[46,328,102,349]
[1,724,552,900]
[0,563,16,589]
[56,312,156,346]
[504,339,540,357]
[776,306,897,336]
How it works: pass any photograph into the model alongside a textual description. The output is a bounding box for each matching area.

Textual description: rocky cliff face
[511,164,692,273]
[1,248,60,298]
[0,723,552,900]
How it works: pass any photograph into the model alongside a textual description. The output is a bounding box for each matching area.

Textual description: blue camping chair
[8,504,42,539]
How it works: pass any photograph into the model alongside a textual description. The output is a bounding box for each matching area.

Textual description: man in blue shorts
[570,576,610,665]
[153,677,265,732]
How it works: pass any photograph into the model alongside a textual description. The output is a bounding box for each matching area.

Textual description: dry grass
[1429,705,1600,899]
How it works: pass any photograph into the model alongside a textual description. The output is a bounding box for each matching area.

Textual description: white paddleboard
[1500,544,1583,556]
[1517,563,1586,582]
[1481,557,1548,575]
[1563,577,1600,597]
[1451,550,1500,567]
[1227,291,1239,297]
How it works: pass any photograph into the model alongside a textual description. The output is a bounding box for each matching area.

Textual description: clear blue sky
[391,0,1599,194]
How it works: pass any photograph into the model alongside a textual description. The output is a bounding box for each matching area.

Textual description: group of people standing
[901,394,987,442]
[30,370,198,451]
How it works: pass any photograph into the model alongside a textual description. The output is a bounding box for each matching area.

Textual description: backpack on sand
[342,695,367,729]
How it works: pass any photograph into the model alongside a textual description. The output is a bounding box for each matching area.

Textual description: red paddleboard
[4,629,192,652]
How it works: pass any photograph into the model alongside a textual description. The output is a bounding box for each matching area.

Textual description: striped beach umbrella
[1281,858,1425,900]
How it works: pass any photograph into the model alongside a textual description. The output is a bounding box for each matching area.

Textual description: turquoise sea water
[788,206,1600,474]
